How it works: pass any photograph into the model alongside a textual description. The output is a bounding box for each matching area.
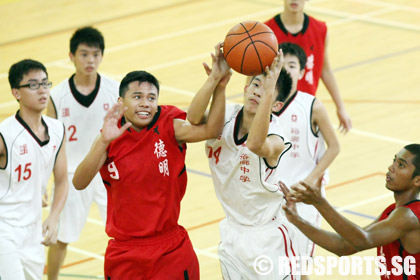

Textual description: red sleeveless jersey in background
[377,200,420,280]
[265,14,327,96]
[100,105,188,240]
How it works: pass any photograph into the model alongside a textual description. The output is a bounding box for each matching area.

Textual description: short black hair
[404,144,420,178]
[275,68,293,103]
[70,26,105,54]
[119,70,160,97]
[279,42,307,71]
[8,59,48,89]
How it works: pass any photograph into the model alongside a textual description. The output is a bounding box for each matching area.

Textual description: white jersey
[275,91,327,232]
[50,74,119,172]
[206,104,291,226]
[0,113,64,227]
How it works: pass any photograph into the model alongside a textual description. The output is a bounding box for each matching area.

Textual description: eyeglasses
[16,81,52,90]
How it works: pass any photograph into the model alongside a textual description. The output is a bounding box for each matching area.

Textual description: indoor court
[0,0,419,279]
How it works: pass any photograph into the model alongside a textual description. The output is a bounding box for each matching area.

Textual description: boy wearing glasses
[46,26,119,279]
[0,59,69,280]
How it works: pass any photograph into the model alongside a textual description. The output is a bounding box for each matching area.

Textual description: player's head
[278,43,307,94]
[70,27,104,75]
[70,26,105,55]
[8,59,51,110]
[118,71,160,131]
[386,144,420,193]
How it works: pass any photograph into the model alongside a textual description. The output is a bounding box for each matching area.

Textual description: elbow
[72,177,87,191]
[246,141,262,155]
[187,116,203,126]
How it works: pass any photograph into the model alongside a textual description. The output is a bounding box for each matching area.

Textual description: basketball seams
[223,21,278,75]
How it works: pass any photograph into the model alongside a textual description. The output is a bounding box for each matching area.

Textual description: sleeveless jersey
[99,105,188,240]
[0,113,64,226]
[50,74,119,172]
[377,201,420,280]
[265,14,327,95]
[274,91,327,223]
[206,104,291,226]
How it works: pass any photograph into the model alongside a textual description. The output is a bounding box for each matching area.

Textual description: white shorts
[56,172,107,243]
[0,220,44,280]
[218,217,301,280]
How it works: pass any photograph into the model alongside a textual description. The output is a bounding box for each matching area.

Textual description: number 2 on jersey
[207,146,221,164]
[68,125,77,141]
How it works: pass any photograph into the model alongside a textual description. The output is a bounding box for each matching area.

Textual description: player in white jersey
[0,59,68,280]
[189,48,301,279]
[273,43,340,260]
[46,27,119,279]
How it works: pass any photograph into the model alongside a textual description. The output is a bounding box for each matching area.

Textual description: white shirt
[0,114,64,226]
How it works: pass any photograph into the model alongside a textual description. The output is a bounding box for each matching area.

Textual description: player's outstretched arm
[290,181,420,251]
[42,138,69,246]
[247,51,284,165]
[299,98,340,187]
[187,42,230,126]
[321,33,352,134]
[279,182,358,256]
[73,101,131,190]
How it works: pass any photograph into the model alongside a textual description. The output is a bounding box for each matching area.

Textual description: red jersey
[377,200,420,280]
[265,14,327,95]
[100,105,188,240]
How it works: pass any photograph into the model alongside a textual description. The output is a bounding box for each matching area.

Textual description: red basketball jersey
[377,201,420,280]
[100,105,188,240]
[265,14,327,96]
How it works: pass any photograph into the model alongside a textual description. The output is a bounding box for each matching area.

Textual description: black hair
[275,68,293,102]
[278,42,307,71]
[70,26,105,54]
[404,144,420,178]
[8,59,48,89]
[119,70,160,97]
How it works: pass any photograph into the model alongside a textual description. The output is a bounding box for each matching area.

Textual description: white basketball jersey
[206,104,291,226]
[275,91,327,222]
[0,113,64,226]
[50,74,119,172]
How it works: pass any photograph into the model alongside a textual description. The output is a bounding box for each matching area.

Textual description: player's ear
[413,174,420,188]
[272,101,284,113]
[298,68,305,80]
[69,52,75,63]
[11,88,21,101]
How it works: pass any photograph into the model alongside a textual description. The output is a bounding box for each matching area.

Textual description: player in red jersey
[265,0,352,133]
[72,43,231,279]
[281,144,420,279]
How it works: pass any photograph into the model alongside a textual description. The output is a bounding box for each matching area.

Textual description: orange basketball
[223,21,278,76]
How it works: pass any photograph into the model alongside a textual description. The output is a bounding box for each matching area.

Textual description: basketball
[223,21,278,76]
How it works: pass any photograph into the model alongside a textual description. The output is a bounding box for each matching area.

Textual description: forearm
[73,135,108,190]
[204,85,226,138]
[321,70,346,112]
[305,146,339,184]
[292,217,358,256]
[247,93,272,152]
[49,180,68,222]
[187,76,219,125]
[314,197,372,250]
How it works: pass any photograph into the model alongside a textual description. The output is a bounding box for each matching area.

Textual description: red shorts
[104,226,199,280]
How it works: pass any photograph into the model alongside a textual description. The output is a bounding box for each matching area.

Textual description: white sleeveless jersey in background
[0,114,64,227]
[275,91,328,189]
[50,74,119,172]
[206,104,291,226]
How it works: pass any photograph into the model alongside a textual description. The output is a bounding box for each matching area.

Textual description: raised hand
[262,49,284,94]
[203,42,232,87]
[101,100,132,144]
[290,181,324,205]
[278,181,300,224]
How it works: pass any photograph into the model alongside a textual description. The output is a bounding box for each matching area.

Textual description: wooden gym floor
[1,0,419,279]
